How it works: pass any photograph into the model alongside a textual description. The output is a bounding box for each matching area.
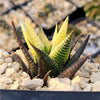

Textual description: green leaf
[52,24,58,44]
[29,41,59,77]
[51,17,69,51]
[49,30,74,69]
[38,27,51,54]
[58,54,90,79]
[66,34,90,69]
[20,20,44,50]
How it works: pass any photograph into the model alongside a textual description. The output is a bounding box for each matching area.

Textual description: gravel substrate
[0,49,100,91]
[71,0,92,7]
[0,34,18,51]
[23,0,76,29]
[0,0,13,14]
[75,20,100,60]
[0,9,39,51]
[12,0,29,5]
[1,9,36,28]
[95,21,100,27]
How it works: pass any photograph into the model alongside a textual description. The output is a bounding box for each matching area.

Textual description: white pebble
[5,68,15,77]
[0,76,13,84]
[47,78,72,91]
[47,85,73,91]
[10,80,21,89]
[11,62,20,72]
[0,59,4,65]
[92,81,100,91]
[22,72,30,78]
[90,72,100,83]
[83,84,91,91]
[4,57,12,63]
[21,78,43,89]
[0,63,8,74]
[71,76,89,88]
[2,51,10,58]
[59,78,71,86]
[72,84,82,91]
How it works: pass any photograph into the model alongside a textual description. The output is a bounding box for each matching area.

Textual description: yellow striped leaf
[51,17,69,51]
[49,30,74,68]
[20,20,44,50]
[38,27,51,54]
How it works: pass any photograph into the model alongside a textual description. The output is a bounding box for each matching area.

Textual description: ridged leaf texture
[66,35,90,69]
[51,17,69,51]
[20,20,45,62]
[52,24,58,44]
[38,27,51,54]
[29,41,59,76]
[49,30,74,69]
[58,54,90,79]
[21,20,44,49]
[12,21,37,78]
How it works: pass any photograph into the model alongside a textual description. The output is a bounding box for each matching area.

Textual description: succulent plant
[12,17,90,84]
[84,0,100,21]
[58,21,81,36]
[38,3,56,17]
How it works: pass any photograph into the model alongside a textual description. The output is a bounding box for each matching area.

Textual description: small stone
[10,72,22,80]
[10,80,21,89]
[90,72,100,83]
[92,81,100,91]
[2,51,10,58]
[21,78,43,89]
[4,57,12,63]
[5,68,15,77]
[72,76,89,88]
[22,72,30,78]
[72,84,82,91]
[59,78,70,86]
[0,83,7,89]
[11,62,20,72]
[0,59,4,65]
[47,78,72,91]
[0,50,3,59]
[83,84,91,91]
[84,62,100,73]
[7,63,12,68]
[48,85,73,91]
[76,68,90,78]
[0,76,13,84]
[0,63,8,74]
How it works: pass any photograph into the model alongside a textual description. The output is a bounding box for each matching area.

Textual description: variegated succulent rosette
[12,17,90,85]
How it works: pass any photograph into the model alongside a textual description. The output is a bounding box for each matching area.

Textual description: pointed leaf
[11,51,27,73]
[25,38,37,63]
[43,70,51,86]
[12,21,37,78]
[71,33,83,51]
[58,54,91,79]
[29,41,59,76]
[65,35,90,68]
[49,30,74,69]
[51,17,69,51]
[20,20,44,50]
[38,27,51,54]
